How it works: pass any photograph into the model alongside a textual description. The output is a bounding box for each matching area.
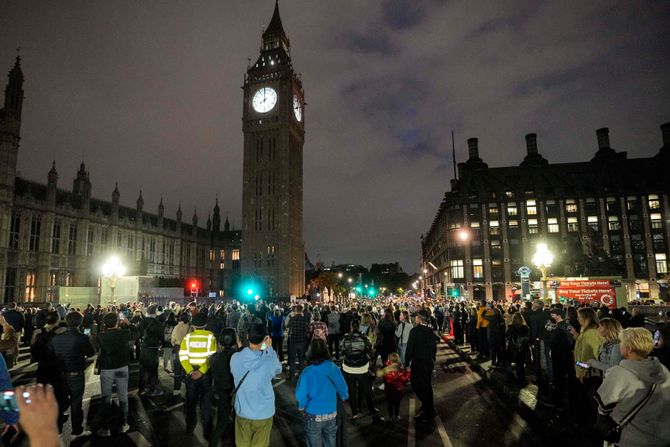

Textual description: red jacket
[382,361,410,392]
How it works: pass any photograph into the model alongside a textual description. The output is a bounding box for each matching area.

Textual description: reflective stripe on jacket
[179,329,217,374]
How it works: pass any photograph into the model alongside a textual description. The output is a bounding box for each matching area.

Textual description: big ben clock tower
[241,1,305,300]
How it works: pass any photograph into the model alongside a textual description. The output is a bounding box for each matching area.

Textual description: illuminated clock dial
[293,95,302,122]
[252,87,277,113]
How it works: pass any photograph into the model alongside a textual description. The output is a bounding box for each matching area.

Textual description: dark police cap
[192,312,208,327]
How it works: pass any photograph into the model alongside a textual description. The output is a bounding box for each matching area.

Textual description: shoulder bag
[595,383,656,443]
[229,370,251,422]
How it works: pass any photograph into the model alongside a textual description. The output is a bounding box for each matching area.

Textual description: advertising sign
[557,280,617,308]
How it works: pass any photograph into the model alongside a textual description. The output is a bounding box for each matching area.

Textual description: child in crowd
[376,352,410,421]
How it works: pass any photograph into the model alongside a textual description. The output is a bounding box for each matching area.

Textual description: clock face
[252,87,277,113]
[293,95,302,122]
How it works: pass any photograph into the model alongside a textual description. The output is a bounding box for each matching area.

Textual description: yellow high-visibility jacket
[179,329,217,375]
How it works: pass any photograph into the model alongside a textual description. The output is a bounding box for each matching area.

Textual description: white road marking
[407,398,416,447]
[435,415,454,447]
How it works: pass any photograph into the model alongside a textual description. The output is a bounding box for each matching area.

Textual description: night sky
[1,1,669,273]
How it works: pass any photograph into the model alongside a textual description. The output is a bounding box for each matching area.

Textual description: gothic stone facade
[241,3,305,299]
[0,56,241,303]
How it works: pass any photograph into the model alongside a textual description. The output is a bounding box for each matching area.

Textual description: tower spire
[3,54,24,119]
[261,0,290,52]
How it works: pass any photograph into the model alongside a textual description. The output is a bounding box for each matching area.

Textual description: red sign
[557,280,616,308]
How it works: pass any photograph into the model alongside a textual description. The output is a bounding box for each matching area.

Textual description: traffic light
[239,280,261,301]
[189,279,199,297]
[354,285,362,294]
[449,287,460,298]
[367,288,377,298]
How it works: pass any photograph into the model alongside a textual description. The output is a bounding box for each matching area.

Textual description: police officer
[179,310,217,436]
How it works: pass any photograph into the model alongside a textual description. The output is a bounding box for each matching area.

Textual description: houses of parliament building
[0,3,306,303]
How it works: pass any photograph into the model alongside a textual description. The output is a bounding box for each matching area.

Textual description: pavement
[447,341,597,447]
[6,340,591,447]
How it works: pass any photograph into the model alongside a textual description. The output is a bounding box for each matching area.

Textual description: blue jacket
[296,360,348,415]
[0,355,17,425]
[268,314,285,338]
[230,346,282,420]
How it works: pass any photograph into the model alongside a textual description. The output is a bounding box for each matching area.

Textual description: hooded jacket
[295,360,348,415]
[596,357,670,447]
[230,346,282,420]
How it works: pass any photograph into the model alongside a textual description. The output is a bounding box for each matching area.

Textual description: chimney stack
[661,122,670,147]
[467,138,479,160]
[596,128,610,149]
[525,133,538,155]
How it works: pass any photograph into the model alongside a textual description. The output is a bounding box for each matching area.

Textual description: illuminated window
[508,219,519,228]
[567,217,578,232]
[473,259,483,279]
[209,249,215,261]
[470,221,480,229]
[232,249,240,261]
[528,218,539,234]
[489,221,500,235]
[220,249,225,260]
[655,254,668,274]
[648,194,660,210]
[608,216,621,231]
[507,204,518,216]
[548,218,559,233]
[220,261,225,270]
[25,270,36,301]
[526,200,537,216]
[565,199,578,214]
[587,216,599,232]
[651,213,663,230]
[450,260,464,279]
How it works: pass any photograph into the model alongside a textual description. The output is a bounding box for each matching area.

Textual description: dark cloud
[1,0,669,273]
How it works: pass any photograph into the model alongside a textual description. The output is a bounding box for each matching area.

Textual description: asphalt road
[8,341,573,447]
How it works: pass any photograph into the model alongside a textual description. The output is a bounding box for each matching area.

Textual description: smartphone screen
[576,361,590,369]
[0,390,29,412]
[654,330,661,347]
[83,328,91,336]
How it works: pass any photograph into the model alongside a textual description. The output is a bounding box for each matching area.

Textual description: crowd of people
[0,295,668,447]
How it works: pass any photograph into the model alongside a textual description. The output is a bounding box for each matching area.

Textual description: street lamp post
[532,243,554,301]
[102,256,126,305]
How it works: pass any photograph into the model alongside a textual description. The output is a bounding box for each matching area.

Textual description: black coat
[49,328,94,373]
[405,324,440,369]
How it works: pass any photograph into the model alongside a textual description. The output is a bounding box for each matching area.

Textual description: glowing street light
[532,243,554,299]
[101,256,125,304]
[347,278,352,283]
[458,229,470,242]
[338,273,343,279]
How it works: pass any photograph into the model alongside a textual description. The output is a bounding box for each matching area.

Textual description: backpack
[164,324,174,343]
[30,328,56,364]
